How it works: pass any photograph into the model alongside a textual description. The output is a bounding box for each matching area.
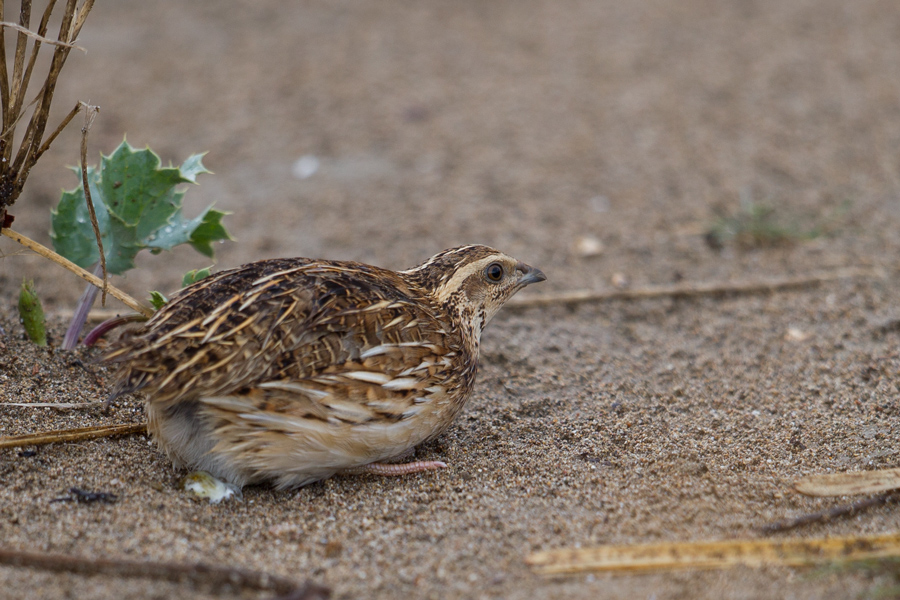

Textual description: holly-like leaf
[50,140,232,275]
[149,291,168,310]
[182,267,212,287]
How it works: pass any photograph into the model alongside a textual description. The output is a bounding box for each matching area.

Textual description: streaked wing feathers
[107,258,464,423]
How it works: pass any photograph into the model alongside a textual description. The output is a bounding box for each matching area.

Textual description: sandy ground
[3,0,900,597]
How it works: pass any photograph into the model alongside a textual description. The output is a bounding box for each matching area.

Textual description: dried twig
[12,0,78,174]
[760,492,900,534]
[507,267,881,309]
[78,102,105,303]
[18,1,60,118]
[0,3,10,129]
[0,228,153,317]
[33,100,80,162]
[72,0,94,39]
[0,0,95,220]
[796,468,900,497]
[0,548,330,599]
[0,401,102,410]
[57,307,137,322]
[0,21,85,50]
[0,422,146,449]
[526,532,900,575]
[6,1,34,157]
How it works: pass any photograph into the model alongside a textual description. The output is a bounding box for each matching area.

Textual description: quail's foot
[342,460,448,477]
[182,471,242,504]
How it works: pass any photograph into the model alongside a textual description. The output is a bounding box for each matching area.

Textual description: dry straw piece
[0,422,146,449]
[796,468,900,497]
[526,533,900,575]
[507,266,881,309]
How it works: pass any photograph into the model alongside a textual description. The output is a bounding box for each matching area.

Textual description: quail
[107,245,546,489]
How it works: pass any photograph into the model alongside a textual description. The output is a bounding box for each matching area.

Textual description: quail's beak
[516,262,547,287]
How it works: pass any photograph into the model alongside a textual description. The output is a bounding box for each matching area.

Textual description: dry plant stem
[0,20,82,50]
[0,2,9,126]
[65,307,135,322]
[0,228,153,317]
[79,102,105,303]
[19,1,61,109]
[83,312,147,346]
[507,267,880,309]
[11,0,77,174]
[1,0,63,144]
[6,1,32,152]
[526,532,900,575]
[0,401,101,409]
[796,467,900,497]
[0,0,93,217]
[759,492,899,534]
[0,422,146,449]
[32,99,78,161]
[72,0,93,38]
[0,549,321,597]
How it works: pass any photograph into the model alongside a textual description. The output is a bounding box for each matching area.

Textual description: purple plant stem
[62,263,102,350]
[82,314,148,347]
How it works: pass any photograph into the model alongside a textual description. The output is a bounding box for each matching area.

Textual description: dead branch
[759,492,899,534]
[0,548,331,599]
[507,266,881,309]
[71,0,93,38]
[9,0,79,182]
[0,21,85,50]
[0,401,102,410]
[0,3,10,129]
[6,2,33,158]
[0,422,146,449]
[19,1,61,117]
[0,227,154,317]
[32,100,78,160]
[0,0,94,217]
[78,102,105,303]
[57,307,132,322]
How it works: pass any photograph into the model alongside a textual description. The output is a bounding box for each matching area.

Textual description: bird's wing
[202,300,467,425]
[107,258,467,417]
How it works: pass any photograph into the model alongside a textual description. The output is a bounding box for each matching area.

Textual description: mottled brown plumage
[107,245,545,489]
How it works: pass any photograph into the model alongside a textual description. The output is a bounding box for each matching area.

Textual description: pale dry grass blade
[0,227,153,316]
[0,422,146,449]
[796,468,900,497]
[508,267,881,309]
[526,533,900,575]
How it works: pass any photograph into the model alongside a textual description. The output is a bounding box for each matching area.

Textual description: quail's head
[402,245,546,339]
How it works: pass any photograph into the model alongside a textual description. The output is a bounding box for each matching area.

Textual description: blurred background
[5,4,900,598]
[1,0,899,306]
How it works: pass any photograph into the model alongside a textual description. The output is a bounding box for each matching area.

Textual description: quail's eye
[485,262,504,282]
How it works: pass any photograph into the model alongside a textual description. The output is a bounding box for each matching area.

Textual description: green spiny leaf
[179,153,211,183]
[149,291,168,310]
[50,139,231,275]
[182,267,212,288]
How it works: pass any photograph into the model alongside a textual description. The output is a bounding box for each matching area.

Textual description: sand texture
[3,1,900,598]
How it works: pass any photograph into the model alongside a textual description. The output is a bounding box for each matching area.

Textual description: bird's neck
[447,301,485,352]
